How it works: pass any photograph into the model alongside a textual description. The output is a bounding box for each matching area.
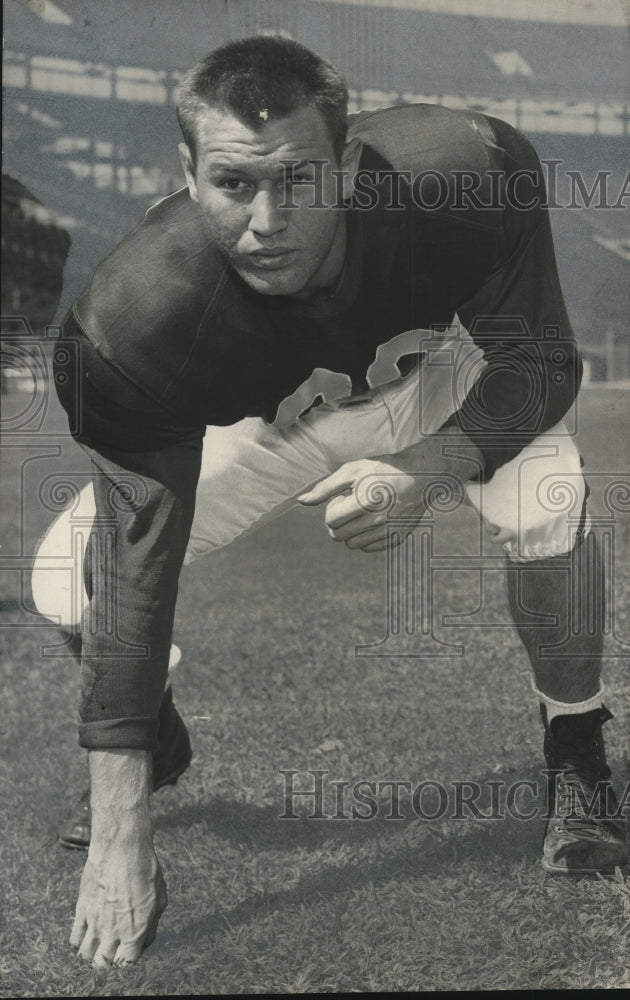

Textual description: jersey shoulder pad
[73,188,229,404]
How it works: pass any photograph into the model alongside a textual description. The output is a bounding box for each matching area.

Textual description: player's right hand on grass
[70,834,167,967]
[70,748,166,966]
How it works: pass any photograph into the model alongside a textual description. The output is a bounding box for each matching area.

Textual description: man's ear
[178,143,199,203]
[339,136,363,201]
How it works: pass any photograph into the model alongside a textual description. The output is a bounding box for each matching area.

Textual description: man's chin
[235,264,309,298]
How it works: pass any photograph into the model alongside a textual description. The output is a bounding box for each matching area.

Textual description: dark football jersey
[57,104,578,472]
[53,104,580,751]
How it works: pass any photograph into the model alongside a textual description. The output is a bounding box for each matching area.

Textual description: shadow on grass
[154,756,628,851]
[160,822,546,954]
[156,764,575,953]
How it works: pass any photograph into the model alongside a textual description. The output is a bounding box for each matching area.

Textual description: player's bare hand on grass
[70,843,167,967]
[298,455,430,552]
[70,749,165,967]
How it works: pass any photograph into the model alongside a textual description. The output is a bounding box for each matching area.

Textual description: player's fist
[298,457,427,552]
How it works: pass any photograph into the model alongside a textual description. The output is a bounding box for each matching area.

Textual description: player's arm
[68,433,201,964]
[301,121,577,548]
[54,331,203,963]
[443,117,581,483]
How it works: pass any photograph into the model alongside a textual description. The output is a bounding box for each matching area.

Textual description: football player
[32,36,627,966]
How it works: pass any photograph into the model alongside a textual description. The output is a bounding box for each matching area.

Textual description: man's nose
[248,186,287,237]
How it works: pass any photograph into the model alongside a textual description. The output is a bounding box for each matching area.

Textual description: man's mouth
[248,248,296,269]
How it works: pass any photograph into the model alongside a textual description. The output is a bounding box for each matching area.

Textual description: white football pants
[32,333,588,629]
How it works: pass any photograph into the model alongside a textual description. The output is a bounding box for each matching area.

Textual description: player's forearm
[393,424,484,484]
[88,749,153,853]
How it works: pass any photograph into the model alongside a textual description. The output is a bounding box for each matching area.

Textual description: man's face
[179,103,359,298]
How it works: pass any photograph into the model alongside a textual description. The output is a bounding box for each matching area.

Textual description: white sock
[531,679,605,723]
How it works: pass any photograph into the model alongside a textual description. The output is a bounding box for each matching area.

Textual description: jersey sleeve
[54,317,203,751]
[77,436,202,751]
[444,118,581,481]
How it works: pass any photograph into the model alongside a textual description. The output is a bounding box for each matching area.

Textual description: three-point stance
[32,36,627,967]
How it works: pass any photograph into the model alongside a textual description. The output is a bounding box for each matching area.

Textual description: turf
[1,386,629,994]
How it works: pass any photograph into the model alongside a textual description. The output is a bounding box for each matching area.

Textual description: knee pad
[466,423,589,562]
[31,484,95,627]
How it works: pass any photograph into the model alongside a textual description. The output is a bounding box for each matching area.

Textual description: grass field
[1,383,629,995]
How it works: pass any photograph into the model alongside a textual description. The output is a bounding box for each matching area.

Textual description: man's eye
[218,178,249,192]
[286,173,311,185]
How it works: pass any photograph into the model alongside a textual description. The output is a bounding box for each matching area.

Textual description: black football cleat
[541,705,628,874]
[57,686,192,850]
